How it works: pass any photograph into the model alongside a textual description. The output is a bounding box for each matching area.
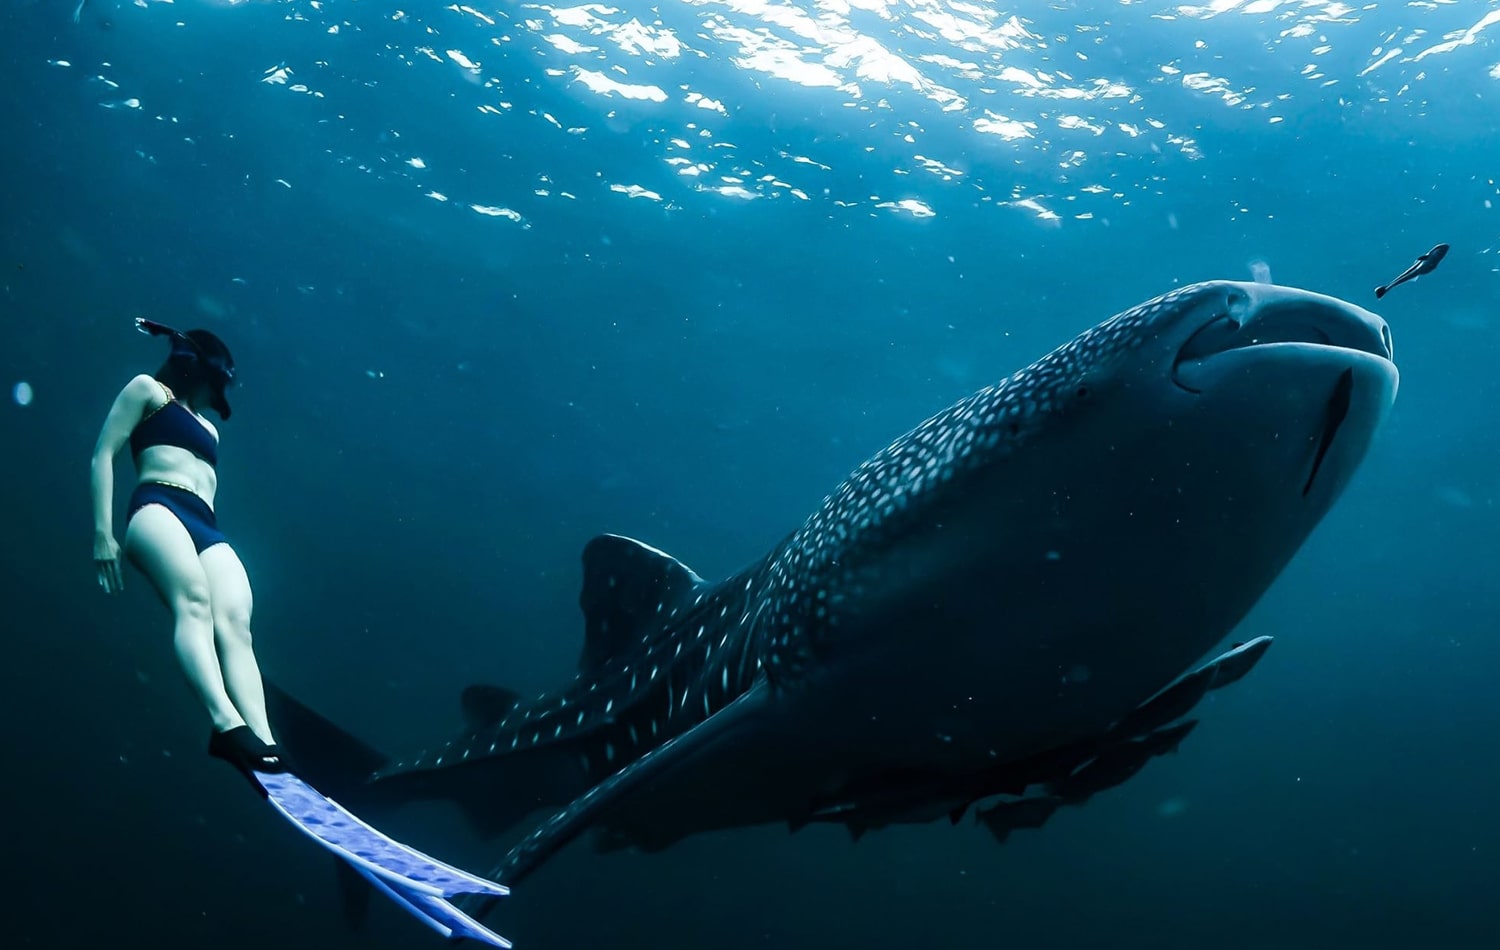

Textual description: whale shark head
[1052,279,1396,497]
[1056,279,1397,515]
[787,278,1398,587]
[771,279,1397,745]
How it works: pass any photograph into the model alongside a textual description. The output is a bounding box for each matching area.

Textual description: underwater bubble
[13,381,32,406]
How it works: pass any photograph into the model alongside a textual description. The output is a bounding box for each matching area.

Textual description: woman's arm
[91,374,158,591]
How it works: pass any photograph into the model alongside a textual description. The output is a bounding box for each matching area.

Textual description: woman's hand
[94,533,123,593]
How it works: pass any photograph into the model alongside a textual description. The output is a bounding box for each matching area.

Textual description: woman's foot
[209,724,289,793]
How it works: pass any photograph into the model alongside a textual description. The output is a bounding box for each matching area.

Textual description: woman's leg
[124,506,245,733]
[198,542,276,746]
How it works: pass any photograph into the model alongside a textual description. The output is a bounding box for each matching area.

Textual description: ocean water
[2,1,1498,948]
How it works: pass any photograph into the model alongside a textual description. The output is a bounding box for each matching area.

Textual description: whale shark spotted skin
[271,279,1397,893]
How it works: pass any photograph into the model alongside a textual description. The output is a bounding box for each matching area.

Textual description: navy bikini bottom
[127,481,227,553]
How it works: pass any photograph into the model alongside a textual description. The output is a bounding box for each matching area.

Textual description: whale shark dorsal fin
[578,533,708,672]
[460,685,522,728]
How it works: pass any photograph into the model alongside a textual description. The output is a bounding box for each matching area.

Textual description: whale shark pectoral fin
[1202,634,1272,690]
[1113,635,1274,739]
[1112,665,1216,740]
[577,534,710,672]
[489,682,770,889]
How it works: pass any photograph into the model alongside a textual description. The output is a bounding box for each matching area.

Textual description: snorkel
[136,317,236,419]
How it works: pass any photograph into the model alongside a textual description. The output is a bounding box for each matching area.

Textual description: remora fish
[1374,243,1448,299]
[269,279,1398,901]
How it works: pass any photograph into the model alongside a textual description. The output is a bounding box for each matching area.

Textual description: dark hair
[156,331,235,419]
[154,352,211,397]
[138,321,236,418]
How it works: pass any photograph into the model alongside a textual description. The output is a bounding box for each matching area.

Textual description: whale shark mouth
[1170,295,1393,397]
[1163,292,1393,502]
[1167,294,1392,497]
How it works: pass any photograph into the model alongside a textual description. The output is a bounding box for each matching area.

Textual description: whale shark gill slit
[1304,367,1354,497]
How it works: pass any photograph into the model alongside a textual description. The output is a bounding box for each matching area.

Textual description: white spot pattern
[370,283,1214,792]
[760,282,1208,682]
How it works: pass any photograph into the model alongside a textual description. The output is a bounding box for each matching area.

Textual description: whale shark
[269,279,1397,905]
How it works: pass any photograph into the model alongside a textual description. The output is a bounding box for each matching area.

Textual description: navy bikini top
[130,387,219,468]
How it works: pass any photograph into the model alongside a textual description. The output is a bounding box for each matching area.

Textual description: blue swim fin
[250,768,512,946]
[353,865,513,948]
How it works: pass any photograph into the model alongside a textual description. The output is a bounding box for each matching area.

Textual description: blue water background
[2,1,1498,947]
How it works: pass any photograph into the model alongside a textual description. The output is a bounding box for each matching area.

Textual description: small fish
[1375,243,1448,299]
